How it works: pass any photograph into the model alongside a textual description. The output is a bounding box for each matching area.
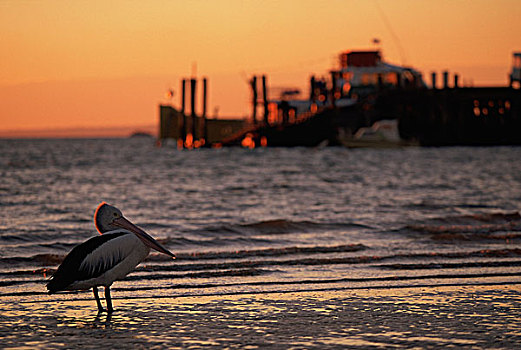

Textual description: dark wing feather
[46,231,129,293]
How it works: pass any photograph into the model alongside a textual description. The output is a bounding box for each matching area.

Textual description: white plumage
[71,232,149,290]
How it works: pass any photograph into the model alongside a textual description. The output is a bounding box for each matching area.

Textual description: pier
[396,86,521,146]
[158,77,247,148]
[159,51,521,148]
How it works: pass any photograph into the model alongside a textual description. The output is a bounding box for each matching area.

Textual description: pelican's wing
[77,232,138,278]
[46,231,130,293]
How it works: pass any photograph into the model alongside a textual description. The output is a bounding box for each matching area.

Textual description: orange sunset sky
[1,0,520,137]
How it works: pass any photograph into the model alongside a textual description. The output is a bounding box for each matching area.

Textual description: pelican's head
[94,202,123,234]
[94,202,175,258]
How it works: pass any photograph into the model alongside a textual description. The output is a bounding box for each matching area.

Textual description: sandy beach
[1,284,520,349]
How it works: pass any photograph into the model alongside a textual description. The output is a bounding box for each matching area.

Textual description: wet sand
[2,284,521,349]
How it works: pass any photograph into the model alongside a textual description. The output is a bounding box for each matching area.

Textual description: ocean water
[1,139,521,347]
[1,138,521,299]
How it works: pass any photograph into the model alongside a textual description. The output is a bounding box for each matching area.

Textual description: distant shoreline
[0,124,157,139]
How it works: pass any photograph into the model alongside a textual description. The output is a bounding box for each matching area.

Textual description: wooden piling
[250,76,258,124]
[181,79,187,146]
[280,101,289,125]
[190,78,197,142]
[443,71,449,89]
[330,71,337,107]
[377,74,384,90]
[431,72,437,90]
[310,76,316,101]
[203,77,208,143]
[262,75,269,125]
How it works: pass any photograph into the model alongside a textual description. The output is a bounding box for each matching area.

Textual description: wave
[0,228,88,244]
[0,239,87,254]
[429,232,521,242]
[143,243,367,262]
[161,235,283,248]
[126,268,269,281]
[0,244,367,268]
[138,222,174,230]
[404,202,498,210]
[0,267,52,277]
[5,280,521,298]
[55,216,91,224]
[137,248,521,273]
[0,268,271,288]
[0,253,63,266]
[376,259,521,270]
[3,246,520,273]
[40,206,71,215]
[2,268,520,291]
[115,271,521,292]
[204,219,371,235]
[403,212,521,239]
[0,229,59,243]
[174,244,367,260]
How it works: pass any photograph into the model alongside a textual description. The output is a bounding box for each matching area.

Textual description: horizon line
[0,124,157,139]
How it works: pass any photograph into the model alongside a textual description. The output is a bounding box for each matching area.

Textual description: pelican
[47,202,175,313]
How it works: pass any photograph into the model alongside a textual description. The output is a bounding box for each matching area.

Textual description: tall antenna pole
[374,0,408,65]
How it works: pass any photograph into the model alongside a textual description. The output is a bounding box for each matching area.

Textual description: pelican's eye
[113,212,118,218]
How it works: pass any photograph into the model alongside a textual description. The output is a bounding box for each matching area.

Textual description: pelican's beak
[113,216,176,259]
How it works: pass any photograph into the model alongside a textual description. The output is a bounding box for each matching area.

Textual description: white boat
[338,119,419,148]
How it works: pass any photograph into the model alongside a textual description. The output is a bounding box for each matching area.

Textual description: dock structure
[396,86,521,146]
[158,105,184,141]
[159,51,521,148]
[158,105,247,148]
[158,77,247,148]
[220,51,521,148]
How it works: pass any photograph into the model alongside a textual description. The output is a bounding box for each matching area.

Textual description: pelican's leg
[105,286,114,313]
[93,286,105,313]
